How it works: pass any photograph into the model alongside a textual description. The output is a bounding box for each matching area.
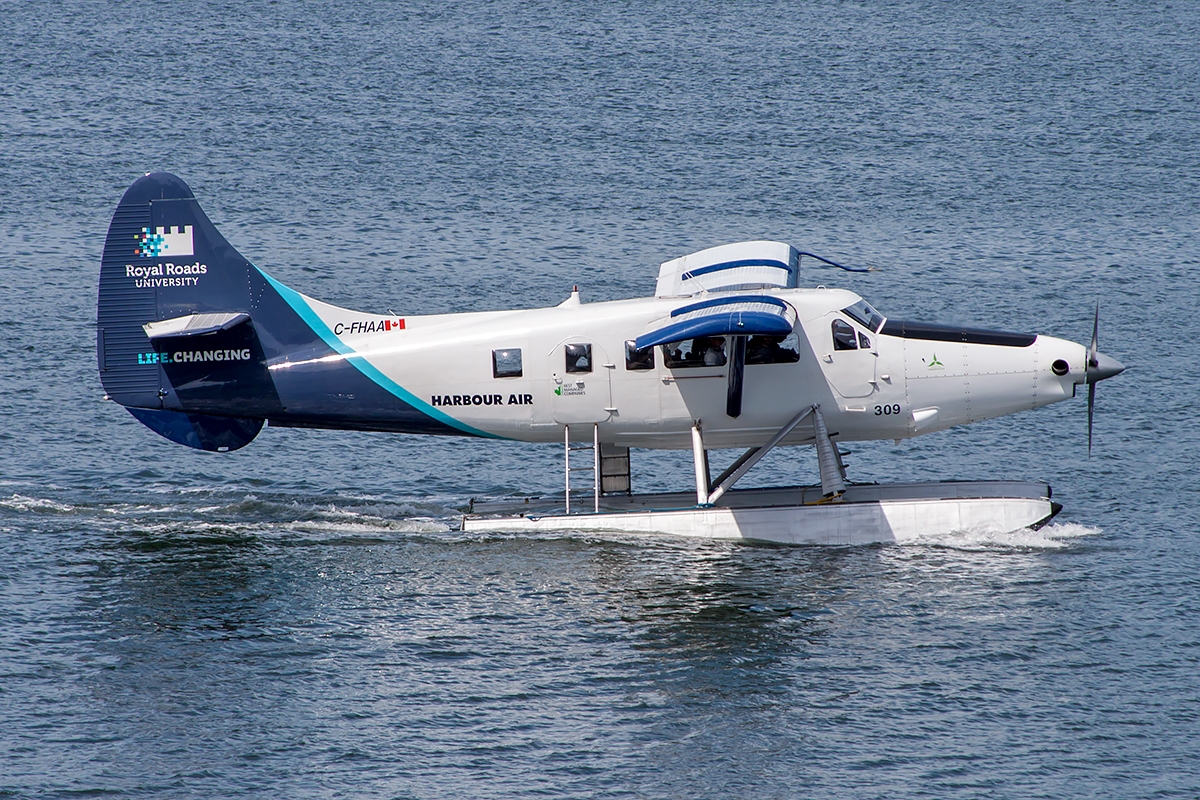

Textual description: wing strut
[726,336,747,417]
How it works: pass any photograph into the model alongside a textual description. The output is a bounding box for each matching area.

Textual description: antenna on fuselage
[796,251,878,274]
[557,286,582,308]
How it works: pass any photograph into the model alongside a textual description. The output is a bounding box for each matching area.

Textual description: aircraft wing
[635,295,798,349]
[654,241,798,296]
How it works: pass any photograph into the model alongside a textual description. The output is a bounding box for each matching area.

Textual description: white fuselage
[273,286,1089,449]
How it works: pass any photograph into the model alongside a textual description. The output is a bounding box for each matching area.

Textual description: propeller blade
[1087,381,1096,457]
[1083,302,1125,455]
[1087,302,1099,456]
[1088,303,1099,372]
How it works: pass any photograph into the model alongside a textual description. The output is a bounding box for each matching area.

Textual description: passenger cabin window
[662,337,727,368]
[746,333,801,365]
[832,320,858,351]
[624,340,654,371]
[564,343,592,373]
[492,348,523,378]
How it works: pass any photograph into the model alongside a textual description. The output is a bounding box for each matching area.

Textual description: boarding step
[563,427,634,513]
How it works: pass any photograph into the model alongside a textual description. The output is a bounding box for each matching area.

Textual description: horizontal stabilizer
[143,312,250,339]
[636,295,798,350]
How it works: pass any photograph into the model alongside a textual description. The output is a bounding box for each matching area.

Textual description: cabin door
[551,340,614,424]
[817,312,877,399]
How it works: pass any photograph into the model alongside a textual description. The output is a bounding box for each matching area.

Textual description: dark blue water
[3,1,1199,796]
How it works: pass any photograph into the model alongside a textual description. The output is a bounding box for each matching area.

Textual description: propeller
[1087,304,1099,455]
[1084,303,1125,456]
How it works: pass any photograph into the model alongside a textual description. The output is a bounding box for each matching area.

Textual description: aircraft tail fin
[98,172,474,451]
[97,172,296,451]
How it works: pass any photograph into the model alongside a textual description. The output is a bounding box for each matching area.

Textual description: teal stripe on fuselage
[258,268,502,439]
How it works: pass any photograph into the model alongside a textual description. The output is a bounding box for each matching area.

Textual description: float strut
[812,405,846,499]
[593,423,600,513]
[691,421,710,505]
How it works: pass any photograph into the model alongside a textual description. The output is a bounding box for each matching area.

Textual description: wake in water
[0,488,453,542]
[0,493,79,514]
[905,521,1101,552]
[2,488,1100,551]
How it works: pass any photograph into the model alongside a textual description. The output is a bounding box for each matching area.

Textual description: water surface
[2,1,1198,797]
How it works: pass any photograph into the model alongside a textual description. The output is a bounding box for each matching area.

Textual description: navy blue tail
[98,172,314,450]
[98,172,472,451]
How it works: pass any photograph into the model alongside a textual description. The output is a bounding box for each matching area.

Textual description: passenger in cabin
[747,334,801,364]
[679,340,703,366]
[697,336,727,366]
[747,336,780,364]
[662,337,727,368]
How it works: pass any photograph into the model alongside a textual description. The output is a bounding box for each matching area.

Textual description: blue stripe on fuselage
[257,268,501,439]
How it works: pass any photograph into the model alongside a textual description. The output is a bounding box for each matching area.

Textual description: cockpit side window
[832,319,858,351]
[746,332,801,365]
[662,337,727,369]
[841,300,885,333]
[565,343,592,373]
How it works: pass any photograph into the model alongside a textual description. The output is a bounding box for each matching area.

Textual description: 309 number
[874,404,901,416]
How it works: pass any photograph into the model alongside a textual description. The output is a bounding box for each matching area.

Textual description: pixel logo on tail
[136,225,194,258]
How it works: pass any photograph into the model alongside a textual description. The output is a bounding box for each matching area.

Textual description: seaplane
[96,172,1125,545]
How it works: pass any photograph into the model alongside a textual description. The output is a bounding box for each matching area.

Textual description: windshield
[841,300,885,332]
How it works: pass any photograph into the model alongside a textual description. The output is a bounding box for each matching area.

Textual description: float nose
[1087,351,1125,384]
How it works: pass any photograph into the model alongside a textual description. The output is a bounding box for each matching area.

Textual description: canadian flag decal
[333,318,406,336]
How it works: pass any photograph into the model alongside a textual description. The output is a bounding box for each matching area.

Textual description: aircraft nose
[1088,351,1125,383]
